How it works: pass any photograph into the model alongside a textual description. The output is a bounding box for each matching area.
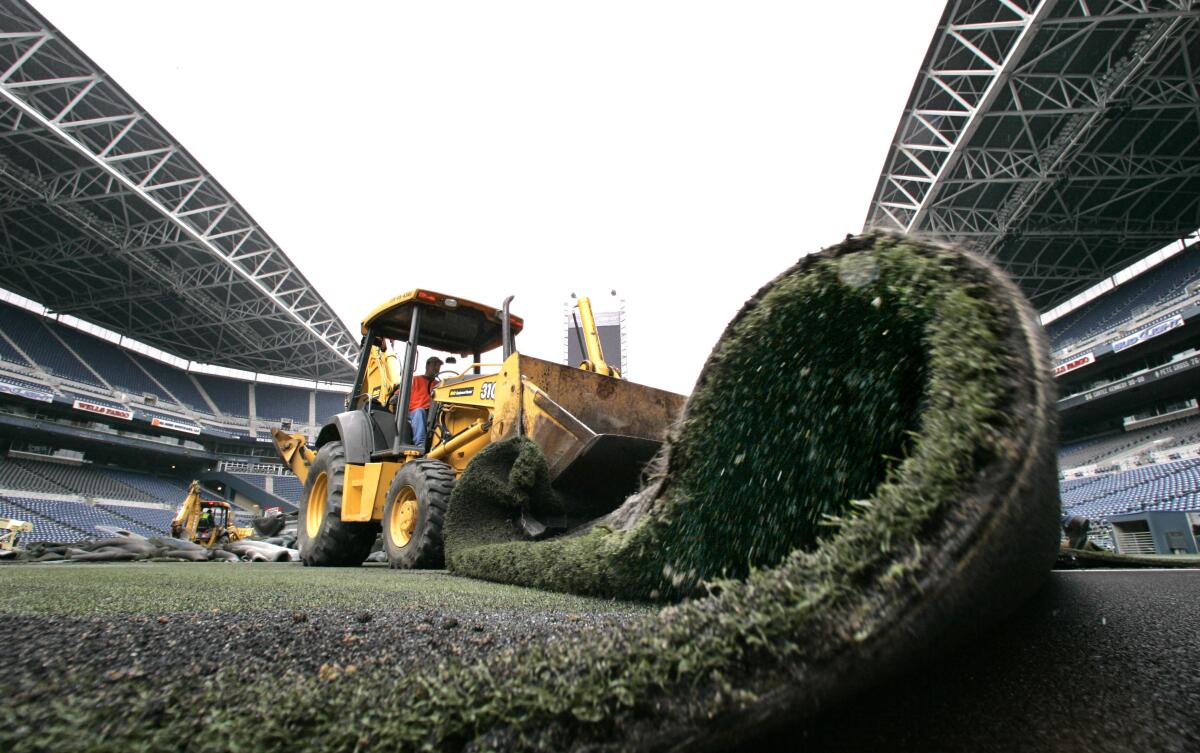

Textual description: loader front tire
[297,441,378,567]
[383,459,453,569]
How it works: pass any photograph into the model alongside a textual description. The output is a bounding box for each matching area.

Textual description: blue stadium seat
[315,390,347,423]
[272,475,303,504]
[0,373,51,393]
[50,325,173,403]
[4,495,157,539]
[254,382,310,423]
[1058,414,1200,469]
[128,353,209,411]
[0,329,30,366]
[97,502,176,535]
[99,468,192,505]
[0,303,102,386]
[234,473,269,491]
[0,495,86,543]
[7,459,157,502]
[1060,458,1200,523]
[0,456,70,494]
[1048,248,1200,351]
[193,374,250,417]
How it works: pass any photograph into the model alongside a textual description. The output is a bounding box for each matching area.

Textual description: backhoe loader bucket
[496,354,686,516]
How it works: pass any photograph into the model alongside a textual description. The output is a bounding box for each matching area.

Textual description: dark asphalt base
[778,570,1200,753]
[5,570,1198,751]
[1,606,641,723]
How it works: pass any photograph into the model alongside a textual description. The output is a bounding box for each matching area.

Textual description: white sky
[32,0,946,395]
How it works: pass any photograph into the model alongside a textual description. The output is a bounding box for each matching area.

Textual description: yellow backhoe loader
[0,517,32,550]
[273,290,684,568]
[171,481,254,547]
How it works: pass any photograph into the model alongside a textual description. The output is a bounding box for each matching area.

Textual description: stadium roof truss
[866,0,1200,310]
[0,1,358,380]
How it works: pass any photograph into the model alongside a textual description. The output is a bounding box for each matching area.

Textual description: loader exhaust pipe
[500,295,516,360]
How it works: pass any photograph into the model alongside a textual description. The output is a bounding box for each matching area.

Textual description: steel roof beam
[0,1,357,380]
[866,0,1200,310]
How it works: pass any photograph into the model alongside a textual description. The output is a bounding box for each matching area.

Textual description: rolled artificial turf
[430,231,1061,748]
[0,233,1061,752]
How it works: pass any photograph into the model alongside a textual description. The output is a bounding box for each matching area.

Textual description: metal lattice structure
[866,0,1200,310]
[0,1,357,380]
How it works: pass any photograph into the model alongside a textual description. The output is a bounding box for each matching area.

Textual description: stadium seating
[3,495,158,538]
[98,502,176,534]
[127,353,209,411]
[0,330,29,366]
[1058,414,1200,469]
[99,469,191,505]
[1060,459,1200,522]
[0,303,102,386]
[1048,248,1200,351]
[7,458,158,502]
[50,325,172,402]
[254,382,309,422]
[315,390,347,423]
[0,373,51,393]
[193,373,250,417]
[0,456,70,494]
[234,473,269,491]
[273,475,303,504]
[0,302,356,437]
[0,495,86,543]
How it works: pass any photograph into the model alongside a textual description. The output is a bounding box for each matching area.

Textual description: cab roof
[361,290,524,355]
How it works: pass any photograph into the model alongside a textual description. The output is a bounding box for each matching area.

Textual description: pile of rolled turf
[418,232,1061,750]
[9,535,297,563]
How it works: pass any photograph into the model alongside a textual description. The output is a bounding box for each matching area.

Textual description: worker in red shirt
[409,356,443,447]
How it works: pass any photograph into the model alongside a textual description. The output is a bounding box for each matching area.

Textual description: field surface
[3,563,1200,752]
[0,562,648,752]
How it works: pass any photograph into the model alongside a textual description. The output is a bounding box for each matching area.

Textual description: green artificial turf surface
[0,561,650,753]
[0,561,649,616]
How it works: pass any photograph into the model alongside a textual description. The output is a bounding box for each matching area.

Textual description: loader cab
[197,501,231,539]
[351,290,523,456]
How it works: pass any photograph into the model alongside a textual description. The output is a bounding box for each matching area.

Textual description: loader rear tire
[297,441,378,567]
[383,459,454,569]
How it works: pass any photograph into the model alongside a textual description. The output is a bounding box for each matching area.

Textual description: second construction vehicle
[171,481,254,547]
[273,290,684,568]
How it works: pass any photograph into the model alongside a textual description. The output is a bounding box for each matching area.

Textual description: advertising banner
[150,416,202,435]
[0,381,53,403]
[1112,314,1184,352]
[1059,354,1200,410]
[1053,351,1095,378]
[72,399,132,421]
